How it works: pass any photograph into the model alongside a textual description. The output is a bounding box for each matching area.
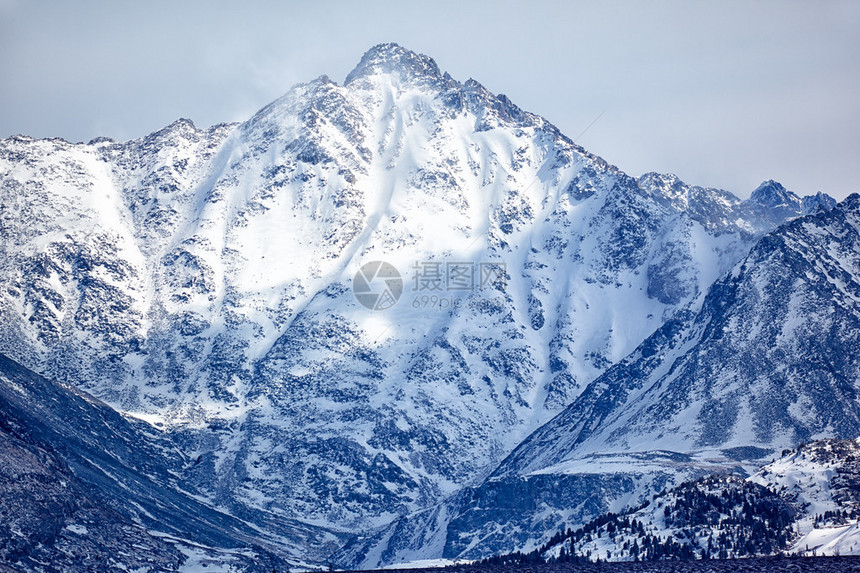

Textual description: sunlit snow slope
[0,44,833,555]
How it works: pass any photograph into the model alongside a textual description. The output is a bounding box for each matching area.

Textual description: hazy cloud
[1,0,858,198]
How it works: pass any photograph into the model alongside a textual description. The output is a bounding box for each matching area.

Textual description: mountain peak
[839,192,860,213]
[345,43,446,85]
[750,179,800,208]
[801,191,838,214]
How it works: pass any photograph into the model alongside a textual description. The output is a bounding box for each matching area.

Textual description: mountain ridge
[0,43,848,567]
[0,350,320,570]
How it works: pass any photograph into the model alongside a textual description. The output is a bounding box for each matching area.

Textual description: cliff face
[0,43,846,566]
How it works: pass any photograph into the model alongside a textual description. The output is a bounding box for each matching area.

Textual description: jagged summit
[842,192,860,210]
[344,42,450,86]
[750,179,800,207]
[1,42,855,568]
[802,190,839,214]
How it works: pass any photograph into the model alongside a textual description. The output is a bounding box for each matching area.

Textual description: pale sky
[1,0,858,198]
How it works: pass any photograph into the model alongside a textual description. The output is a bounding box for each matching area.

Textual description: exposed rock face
[0,353,302,570]
[0,43,847,566]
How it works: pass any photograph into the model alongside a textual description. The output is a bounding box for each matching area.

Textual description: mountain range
[0,43,857,570]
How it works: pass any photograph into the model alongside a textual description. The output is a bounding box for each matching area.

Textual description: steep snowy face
[344,195,858,566]
[496,194,860,480]
[0,43,826,538]
[0,121,235,407]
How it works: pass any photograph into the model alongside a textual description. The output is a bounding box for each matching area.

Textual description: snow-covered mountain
[0,43,847,565]
[497,193,860,473]
[341,193,860,566]
[491,438,860,563]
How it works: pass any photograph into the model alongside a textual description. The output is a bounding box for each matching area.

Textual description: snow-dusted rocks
[752,439,860,556]
[0,43,849,566]
[498,193,860,477]
[0,352,306,570]
[502,438,860,563]
[370,194,859,565]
